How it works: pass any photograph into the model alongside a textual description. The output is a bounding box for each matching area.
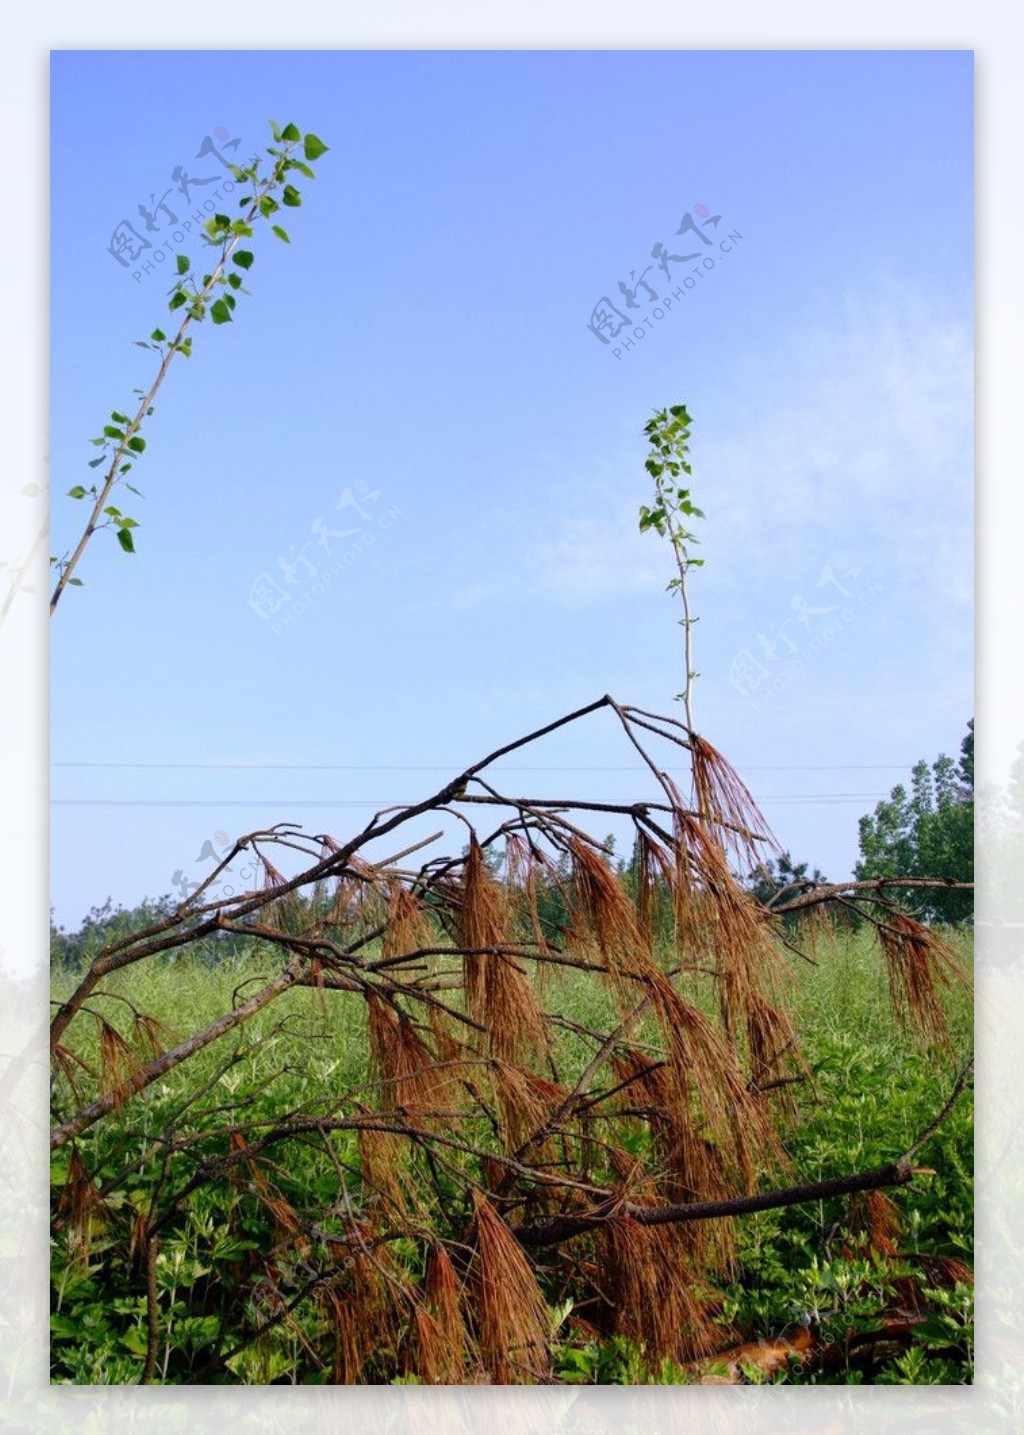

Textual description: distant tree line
[855,720,973,925]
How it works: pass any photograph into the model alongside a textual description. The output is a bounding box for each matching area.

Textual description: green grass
[50,925,973,1385]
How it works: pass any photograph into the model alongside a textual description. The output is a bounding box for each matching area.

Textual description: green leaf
[127,436,146,453]
[87,457,106,469]
[230,220,253,236]
[117,517,139,529]
[176,254,190,275]
[67,486,88,499]
[169,290,188,311]
[103,425,125,440]
[303,132,328,161]
[104,506,122,518]
[117,528,135,553]
[269,118,283,142]
[227,272,242,288]
[210,298,233,325]
[281,184,302,207]
[68,578,83,586]
[232,250,254,270]
[259,195,279,217]
[281,122,301,142]
[124,483,144,497]
[271,225,290,243]
[150,329,166,342]
[289,159,315,179]
[110,411,129,424]
[120,1327,149,1357]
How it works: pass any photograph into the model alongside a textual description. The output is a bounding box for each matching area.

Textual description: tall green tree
[856,721,973,924]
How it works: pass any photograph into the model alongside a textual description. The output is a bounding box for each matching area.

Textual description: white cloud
[706,279,972,601]
[451,276,973,622]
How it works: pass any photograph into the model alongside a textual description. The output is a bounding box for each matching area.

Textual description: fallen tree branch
[512,1059,973,1248]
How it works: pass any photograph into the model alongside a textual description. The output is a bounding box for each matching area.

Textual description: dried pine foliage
[599,1212,719,1364]
[51,1041,94,1103]
[358,1124,420,1218]
[57,1149,112,1266]
[689,734,778,871]
[417,1243,473,1383]
[745,991,809,1114]
[381,881,434,964]
[568,839,659,1009]
[326,1220,414,1379]
[877,909,967,1053]
[469,1192,551,1383]
[646,973,786,1195]
[490,1059,568,1157]
[609,1047,737,1270]
[671,814,794,1064]
[504,834,555,957]
[316,1283,364,1384]
[366,993,455,1117]
[844,1189,902,1259]
[918,1254,973,1290]
[96,1017,142,1107]
[131,1011,176,1062]
[325,853,383,932]
[460,839,548,1065]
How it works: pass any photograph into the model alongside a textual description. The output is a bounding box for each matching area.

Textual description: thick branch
[512,1061,973,1248]
[50,959,303,1149]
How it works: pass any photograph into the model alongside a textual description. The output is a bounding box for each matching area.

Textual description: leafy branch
[638,404,704,731]
[49,121,329,615]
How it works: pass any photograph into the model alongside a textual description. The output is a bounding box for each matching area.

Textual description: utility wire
[51,793,893,809]
[52,761,913,773]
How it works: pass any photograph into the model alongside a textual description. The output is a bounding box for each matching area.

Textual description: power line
[51,761,913,773]
[50,793,892,809]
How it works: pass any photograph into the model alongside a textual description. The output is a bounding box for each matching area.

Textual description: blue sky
[50,49,973,926]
